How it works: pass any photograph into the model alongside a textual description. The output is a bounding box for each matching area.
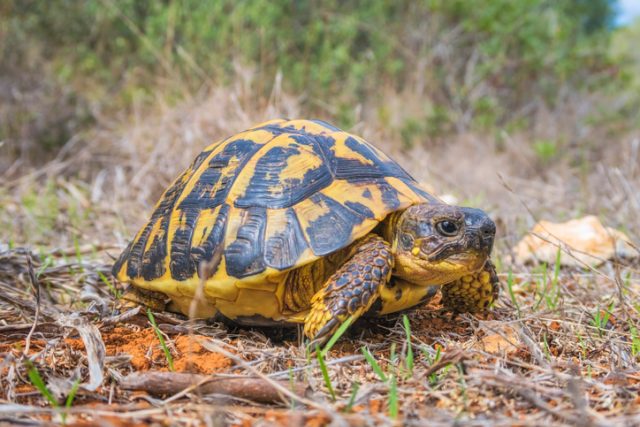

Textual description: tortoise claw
[307,318,341,350]
[303,236,391,346]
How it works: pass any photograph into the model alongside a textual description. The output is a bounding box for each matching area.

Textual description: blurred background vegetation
[0,0,639,248]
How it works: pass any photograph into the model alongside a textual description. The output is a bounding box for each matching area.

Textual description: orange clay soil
[65,326,232,373]
[0,339,47,380]
[0,339,47,356]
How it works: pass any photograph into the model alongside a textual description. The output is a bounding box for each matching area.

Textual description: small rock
[513,216,637,267]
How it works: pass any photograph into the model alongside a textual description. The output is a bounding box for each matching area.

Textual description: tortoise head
[391,203,495,285]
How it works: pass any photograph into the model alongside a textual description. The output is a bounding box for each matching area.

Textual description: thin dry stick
[498,172,636,278]
[196,338,336,415]
[517,388,587,426]
[23,255,40,356]
[121,372,308,404]
[190,251,222,321]
[184,251,223,372]
[175,252,224,421]
[529,231,637,277]
[419,349,467,377]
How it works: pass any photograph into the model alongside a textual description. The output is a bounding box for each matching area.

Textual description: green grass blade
[289,367,296,409]
[344,381,360,412]
[65,378,81,409]
[591,303,614,337]
[389,342,398,379]
[547,247,562,310]
[553,247,561,285]
[36,256,54,278]
[542,333,551,360]
[576,332,587,358]
[315,344,336,401]
[361,346,387,381]
[388,374,398,419]
[25,361,59,408]
[420,345,444,385]
[73,235,84,273]
[402,315,414,375]
[147,308,174,371]
[97,271,121,299]
[629,324,639,357]
[321,315,355,356]
[456,363,468,404]
[506,268,520,317]
[533,263,548,311]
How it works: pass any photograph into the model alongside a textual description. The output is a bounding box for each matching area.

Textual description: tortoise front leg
[440,259,499,313]
[304,235,393,345]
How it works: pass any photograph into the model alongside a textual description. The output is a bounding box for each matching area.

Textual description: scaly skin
[441,260,499,313]
[301,204,498,342]
[304,235,393,343]
[120,286,169,312]
[117,203,498,344]
[282,245,350,314]
[112,120,501,345]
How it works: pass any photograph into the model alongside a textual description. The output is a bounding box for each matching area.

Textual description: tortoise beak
[461,207,496,255]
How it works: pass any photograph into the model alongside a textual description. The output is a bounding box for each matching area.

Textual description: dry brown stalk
[120,371,309,404]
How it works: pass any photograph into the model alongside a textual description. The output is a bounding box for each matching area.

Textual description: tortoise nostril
[479,219,496,254]
[481,220,496,238]
[461,207,495,239]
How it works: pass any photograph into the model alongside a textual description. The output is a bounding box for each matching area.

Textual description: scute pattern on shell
[113,119,436,283]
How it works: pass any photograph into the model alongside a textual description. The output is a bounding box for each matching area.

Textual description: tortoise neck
[382,211,402,248]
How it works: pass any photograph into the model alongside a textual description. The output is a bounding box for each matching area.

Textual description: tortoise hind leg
[304,235,394,345]
[118,286,170,312]
[440,260,499,313]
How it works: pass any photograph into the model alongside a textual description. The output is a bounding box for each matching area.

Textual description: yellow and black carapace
[113,119,498,343]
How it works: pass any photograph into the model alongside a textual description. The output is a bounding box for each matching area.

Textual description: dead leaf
[478,325,518,355]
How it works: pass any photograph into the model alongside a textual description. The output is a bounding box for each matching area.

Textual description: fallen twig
[120,372,309,404]
[419,348,467,377]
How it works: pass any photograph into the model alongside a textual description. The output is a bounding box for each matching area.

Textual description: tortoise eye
[400,233,414,249]
[436,220,459,236]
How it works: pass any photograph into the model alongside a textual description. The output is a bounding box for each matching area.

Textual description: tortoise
[112,119,498,344]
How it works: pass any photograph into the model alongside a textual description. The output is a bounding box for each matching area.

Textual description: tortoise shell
[113,119,437,309]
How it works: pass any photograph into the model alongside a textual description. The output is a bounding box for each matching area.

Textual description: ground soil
[64,326,233,374]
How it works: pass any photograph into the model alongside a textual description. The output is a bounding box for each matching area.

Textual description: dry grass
[1,85,639,426]
[4,83,638,249]
[1,245,638,425]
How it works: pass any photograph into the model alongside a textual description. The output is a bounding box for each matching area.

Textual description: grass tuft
[361,347,387,381]
[388,374,398,419]
[506,268,520,317]
[402,315,414,376]
[25,361,58,409]
[147,308,174,371]
[315,345,336,401]
[591,303,614,337]
[321,315,355,356]
[344,381,360,412]
[98,271,121,299]
[421,346,448,385]
[630,324,640,358]
[65,378,81,409]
